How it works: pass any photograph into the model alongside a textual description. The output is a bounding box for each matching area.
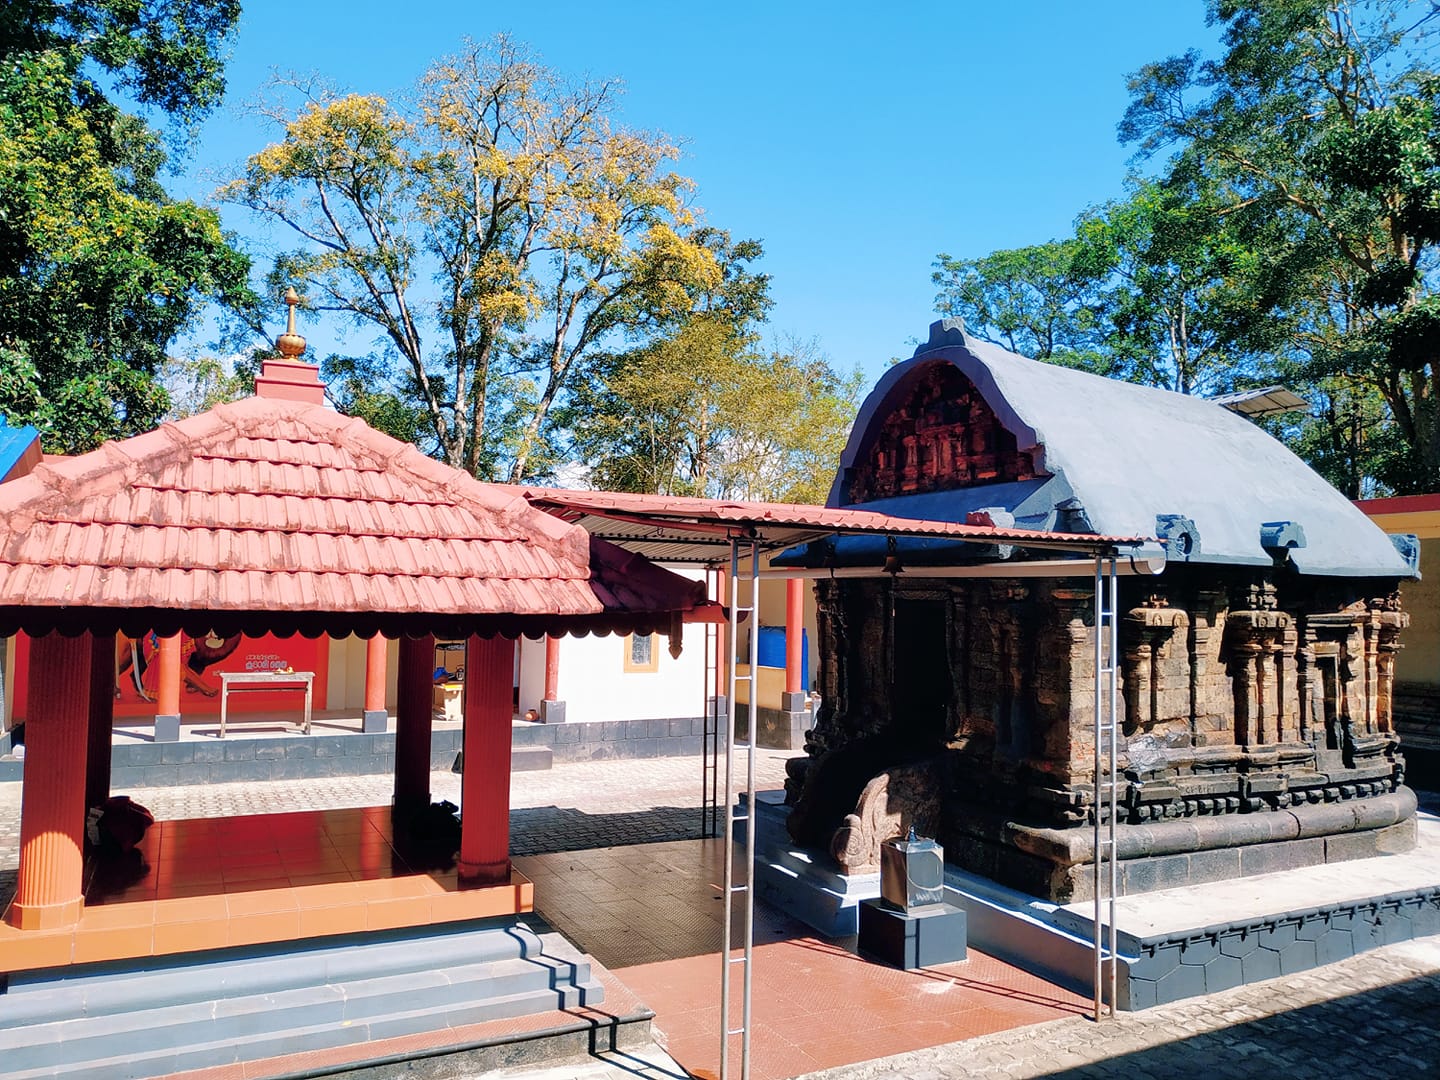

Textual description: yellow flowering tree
[224,36,721,480]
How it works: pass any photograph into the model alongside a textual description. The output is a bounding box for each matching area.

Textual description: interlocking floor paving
[4,759,1440,1079]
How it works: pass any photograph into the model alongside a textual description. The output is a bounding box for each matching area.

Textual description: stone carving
[846,366,1040,503]
[830,761,943,874]
[1122,598,1189,738]
[795,565,1413,902]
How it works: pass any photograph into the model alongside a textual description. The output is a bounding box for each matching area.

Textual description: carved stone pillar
[1230,641,1262,745]
[1188,586,1227,742]
[1370,593,1408,735]
[1276,619,1300,743]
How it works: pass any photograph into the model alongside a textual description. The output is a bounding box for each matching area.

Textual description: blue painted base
[747,796,1440,1011]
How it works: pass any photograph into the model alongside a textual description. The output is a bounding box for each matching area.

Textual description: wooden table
[218,671,314,738]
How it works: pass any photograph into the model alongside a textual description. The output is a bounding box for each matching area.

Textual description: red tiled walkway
[516,839,1089,1080]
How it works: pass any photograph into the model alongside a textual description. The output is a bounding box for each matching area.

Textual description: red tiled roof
[0,398,705,639]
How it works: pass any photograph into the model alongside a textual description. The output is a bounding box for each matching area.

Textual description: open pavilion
[0,306,1144,1079]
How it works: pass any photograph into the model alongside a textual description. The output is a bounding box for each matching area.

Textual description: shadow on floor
[516,837,806,969]
[1030,971,1440,1079]
[509,805,713,856]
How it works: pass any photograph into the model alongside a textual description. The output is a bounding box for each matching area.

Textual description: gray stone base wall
[518,715,709,763]
[944,788,1419,903]
[734,704,810,750]
[0,716,713,787]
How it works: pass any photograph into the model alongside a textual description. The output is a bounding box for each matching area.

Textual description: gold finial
[276,286,307,359]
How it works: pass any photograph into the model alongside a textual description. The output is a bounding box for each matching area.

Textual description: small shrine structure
[0,294,714,1075]
[782,320,1421,904]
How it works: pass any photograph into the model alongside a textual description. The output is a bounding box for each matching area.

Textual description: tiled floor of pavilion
[0,806,530,973]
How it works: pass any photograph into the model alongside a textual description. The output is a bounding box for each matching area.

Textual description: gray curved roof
[828,321,1414,578]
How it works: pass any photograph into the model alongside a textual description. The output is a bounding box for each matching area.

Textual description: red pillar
[393,634,434,814]
[458,634,515,883]
[10,632,91,930]
[86,632,115,810]
[543,636,560,701]
[154,632,182,742]
[362,634,389,734]
[785,577,805,697]
[714,567,729,697]
[540,635,564,722]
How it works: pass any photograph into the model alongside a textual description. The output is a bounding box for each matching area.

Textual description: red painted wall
[13,631,328,721]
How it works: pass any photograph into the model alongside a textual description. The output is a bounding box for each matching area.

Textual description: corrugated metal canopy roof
[520,488,1144,566]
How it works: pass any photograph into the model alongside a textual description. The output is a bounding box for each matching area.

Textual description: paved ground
[794,935,1440,1080]
[4,760,1440,1079]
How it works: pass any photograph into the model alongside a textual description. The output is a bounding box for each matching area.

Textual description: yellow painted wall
[1396,537,1440,685]
[732,663,788,710]
[1364,511,1439,687]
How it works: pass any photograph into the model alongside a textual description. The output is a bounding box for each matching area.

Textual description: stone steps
[0,919,605,1079]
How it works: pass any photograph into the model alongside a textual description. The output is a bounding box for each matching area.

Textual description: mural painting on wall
[112,633,328,716]
[11,632,328,719]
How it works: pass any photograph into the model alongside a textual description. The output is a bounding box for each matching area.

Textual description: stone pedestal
[540,699,566,724]
[857,899,967,970]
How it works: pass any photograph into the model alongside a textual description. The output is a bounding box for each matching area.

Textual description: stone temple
[781,320,1420,904]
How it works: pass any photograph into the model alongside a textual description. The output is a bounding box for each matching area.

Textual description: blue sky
[174,1,1219,381]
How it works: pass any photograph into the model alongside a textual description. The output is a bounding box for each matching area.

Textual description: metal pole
[742,538,758,1077]
[719,537,759,1080]
[721,544,738,1080]
[1092,555,1103,1022]
[1107,555,1119,1018]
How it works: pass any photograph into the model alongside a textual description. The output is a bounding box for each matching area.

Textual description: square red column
[458,634,515,883]
[393,634,435,815]
[86,632,116,810]
[10,632,92,930]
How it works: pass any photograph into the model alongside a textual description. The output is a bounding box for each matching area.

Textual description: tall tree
[1121,0,1440,492]
[1075,177,1270,396]
[934,179,1269,397]
[932,241,1111,366]
[565,231,860,503]
[225,37,722,482]
[0,0,253,453]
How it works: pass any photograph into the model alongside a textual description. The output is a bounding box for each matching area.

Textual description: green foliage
[0,0,253,453]
[932,241,1110,365]
[938,0,1440,495]
[225,37,729,482]
[1119,0,1440,493]
[565,235,857,503]
[568,322,862,504]
[157,352,256,419]
[934,178,1272,397]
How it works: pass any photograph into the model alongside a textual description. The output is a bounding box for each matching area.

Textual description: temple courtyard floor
[2,757,1438,1080]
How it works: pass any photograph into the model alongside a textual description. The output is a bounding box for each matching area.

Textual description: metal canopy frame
[521,492,1142,1078]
